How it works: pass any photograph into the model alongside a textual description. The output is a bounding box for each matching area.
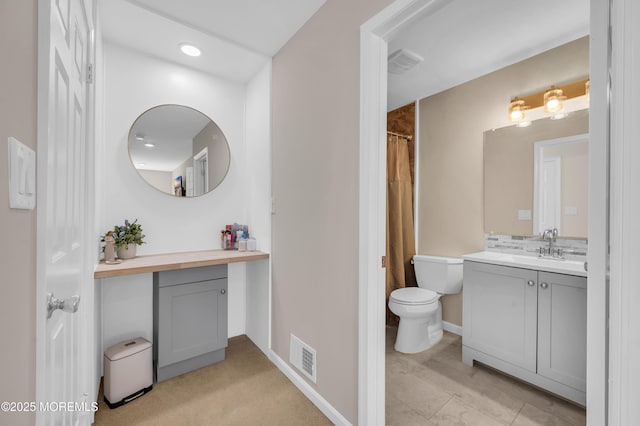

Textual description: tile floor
[386,326,586,426]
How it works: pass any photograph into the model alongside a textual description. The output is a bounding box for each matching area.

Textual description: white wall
[100,42,254,360]
[101,42,248,251]
[245,61,272,253]
[245,61,272,353]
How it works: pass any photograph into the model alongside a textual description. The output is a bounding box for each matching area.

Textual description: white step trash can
[104,337,153,408]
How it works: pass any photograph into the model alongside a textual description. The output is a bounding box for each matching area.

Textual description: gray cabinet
[154,265,228,382]
[537,271,587,392]
[462,261,586,405]
[462,262,538,372]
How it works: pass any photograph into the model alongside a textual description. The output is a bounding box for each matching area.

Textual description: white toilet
[388,255,463,353]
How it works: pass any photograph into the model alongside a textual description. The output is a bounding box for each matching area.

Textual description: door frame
[532,133,589,235]
[358,0,610,425]
[535,155,562,234]
[35,0,97,423]
[606,0,640,424]
[193,146,209,196]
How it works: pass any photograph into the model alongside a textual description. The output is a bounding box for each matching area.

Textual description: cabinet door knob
[220,289,226,295]
[527,280,535,287]
[540,282,549,289]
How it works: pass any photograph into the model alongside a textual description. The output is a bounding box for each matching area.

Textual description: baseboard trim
[269,350,352,426]
[443,321,462,336]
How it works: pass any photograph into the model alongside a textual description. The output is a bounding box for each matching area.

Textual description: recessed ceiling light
[143,142,155,148]
[180,43,201,57]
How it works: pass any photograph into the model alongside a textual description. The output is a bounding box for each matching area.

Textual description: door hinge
[87,63,94,84]
[381,256,386,268]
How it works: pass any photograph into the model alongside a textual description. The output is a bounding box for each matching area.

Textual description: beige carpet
[94,335,331,426]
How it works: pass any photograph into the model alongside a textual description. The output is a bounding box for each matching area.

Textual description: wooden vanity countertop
[94,249,269,279]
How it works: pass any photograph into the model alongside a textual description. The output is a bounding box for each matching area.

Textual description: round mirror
[128,105,230,197]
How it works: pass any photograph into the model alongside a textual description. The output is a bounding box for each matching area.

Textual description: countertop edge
[94,250,270,279]
[462,252,587,277]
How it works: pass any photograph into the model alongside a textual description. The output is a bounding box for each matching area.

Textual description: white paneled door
[36,0,94,424]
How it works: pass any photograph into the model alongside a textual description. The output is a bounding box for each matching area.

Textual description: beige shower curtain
[386,133,417,324]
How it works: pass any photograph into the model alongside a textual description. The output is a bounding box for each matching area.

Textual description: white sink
[462,251,587,277]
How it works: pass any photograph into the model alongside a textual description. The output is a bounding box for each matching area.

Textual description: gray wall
[271,0,393,422]
[0,1,37,425]
[192,121,230,192]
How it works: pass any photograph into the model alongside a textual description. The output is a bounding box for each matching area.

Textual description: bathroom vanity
[154,264,228,382]
[95,249,269,382]
[462,251,586,405]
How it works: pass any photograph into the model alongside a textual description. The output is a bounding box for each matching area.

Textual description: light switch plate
[8,137,36,210]
[518,209,532,221]
[565,206,578,216]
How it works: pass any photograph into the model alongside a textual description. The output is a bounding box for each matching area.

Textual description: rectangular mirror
[484,109,589,238]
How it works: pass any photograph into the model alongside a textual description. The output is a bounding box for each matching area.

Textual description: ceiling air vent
[388,49,424,75]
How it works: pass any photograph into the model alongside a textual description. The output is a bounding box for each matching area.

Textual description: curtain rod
[386,130,413,139]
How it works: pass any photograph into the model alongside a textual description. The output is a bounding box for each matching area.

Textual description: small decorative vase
[104,234,116,263]
[117,245,137,260]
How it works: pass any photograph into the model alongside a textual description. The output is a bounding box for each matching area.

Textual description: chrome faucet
[540,228,562,258]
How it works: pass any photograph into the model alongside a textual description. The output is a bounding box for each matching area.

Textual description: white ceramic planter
[116,245,137,260]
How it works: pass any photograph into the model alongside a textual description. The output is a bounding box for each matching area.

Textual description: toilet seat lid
[390,287,438,305]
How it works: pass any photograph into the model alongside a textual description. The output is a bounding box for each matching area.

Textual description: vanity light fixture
[508,98,529,123]
[508,77,589,126]
[585,80,590,103]
[543,87,567,113]
[179,43,201,57]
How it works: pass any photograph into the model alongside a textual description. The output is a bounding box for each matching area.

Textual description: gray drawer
[155,264,227,287]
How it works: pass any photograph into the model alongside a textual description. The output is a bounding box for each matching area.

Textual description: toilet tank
[413,255,463,294]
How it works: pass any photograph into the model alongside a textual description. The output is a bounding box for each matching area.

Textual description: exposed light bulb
[510,110,524,121]
[544,88,566,113]
[546,98,560,110]
[508,99,528,123]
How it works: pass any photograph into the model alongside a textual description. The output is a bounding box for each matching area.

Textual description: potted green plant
[104,219,146,260]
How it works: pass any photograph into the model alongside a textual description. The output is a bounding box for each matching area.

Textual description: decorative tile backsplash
[484,233,588,262]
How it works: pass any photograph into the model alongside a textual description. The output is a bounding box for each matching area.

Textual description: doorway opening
[359,0,608,424]
[385,102,417,326]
